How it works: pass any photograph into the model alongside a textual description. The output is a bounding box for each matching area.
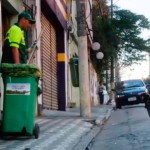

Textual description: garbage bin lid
[1,63,41,78]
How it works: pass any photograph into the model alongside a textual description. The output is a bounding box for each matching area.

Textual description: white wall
[89,63,99,106]
[67,0,94,108]
[67,1,80,107]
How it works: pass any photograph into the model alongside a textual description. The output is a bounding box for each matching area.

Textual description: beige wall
[68,39,80,107]
[3,0,24,25]
[67,1,80,107]
[90,63,99,106]
[67,0,94,108]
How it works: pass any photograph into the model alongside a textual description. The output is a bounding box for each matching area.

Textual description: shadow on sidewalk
[41,104,113,121]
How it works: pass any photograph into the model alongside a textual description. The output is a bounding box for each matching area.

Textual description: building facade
[40,0,67,111]
[0,0,68,114]
[0,0,98,115]
[67,0,99,107]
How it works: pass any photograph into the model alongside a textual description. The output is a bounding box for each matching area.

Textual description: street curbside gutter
[72,108,113,150]
[95,109,113,126]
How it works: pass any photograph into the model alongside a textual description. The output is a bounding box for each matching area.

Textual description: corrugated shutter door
[41,12,58,110]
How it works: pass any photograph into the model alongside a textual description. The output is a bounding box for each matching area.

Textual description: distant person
[1,11,35,64]
[97,81,106,104]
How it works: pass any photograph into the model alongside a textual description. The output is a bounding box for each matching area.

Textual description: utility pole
[0,0,2,59]
[149,53,150,78]
[111,0,113,18]
[110,0,115,100]
[76,0,91,118]
[111,0,120,83]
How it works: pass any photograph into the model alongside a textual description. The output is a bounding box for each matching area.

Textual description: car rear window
[116,80,144,89]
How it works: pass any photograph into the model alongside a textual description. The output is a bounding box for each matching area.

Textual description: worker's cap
[18,11,35,24]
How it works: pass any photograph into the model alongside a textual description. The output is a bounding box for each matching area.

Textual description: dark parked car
[146,84,150,94]
[113,79,149,109]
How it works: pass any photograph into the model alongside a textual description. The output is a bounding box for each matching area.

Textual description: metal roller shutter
[41,12,58,110]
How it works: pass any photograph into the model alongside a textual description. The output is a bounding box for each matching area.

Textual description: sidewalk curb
[72,108,113,150]
[95,108,113,125]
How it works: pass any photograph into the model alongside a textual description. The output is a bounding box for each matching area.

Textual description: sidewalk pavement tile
[42,104,113,125]
[40,104,113,149]
[0,104,113,150]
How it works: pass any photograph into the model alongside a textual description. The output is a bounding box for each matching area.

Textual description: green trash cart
[0,63,41,139]
[70,58,79,87]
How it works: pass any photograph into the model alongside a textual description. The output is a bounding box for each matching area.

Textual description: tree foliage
[91,2,150,77]
[112,9,150,66]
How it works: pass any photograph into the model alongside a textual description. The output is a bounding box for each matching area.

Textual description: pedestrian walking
[1,11,35,64]
[97,81,106,104]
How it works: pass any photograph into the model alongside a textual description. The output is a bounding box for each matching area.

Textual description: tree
[112,9,150,66]
[91,3,150,79]
[91,2,119,80]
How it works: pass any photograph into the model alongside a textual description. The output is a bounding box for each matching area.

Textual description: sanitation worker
[1,11,35,64]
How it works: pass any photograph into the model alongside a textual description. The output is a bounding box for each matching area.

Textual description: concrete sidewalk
[40,104,113,150]
[42,104,113,125]
[0,104,113,150]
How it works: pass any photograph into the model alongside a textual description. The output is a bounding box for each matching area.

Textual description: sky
[113,0,150,80]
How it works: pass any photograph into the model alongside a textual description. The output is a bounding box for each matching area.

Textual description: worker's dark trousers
[99,92,104,104]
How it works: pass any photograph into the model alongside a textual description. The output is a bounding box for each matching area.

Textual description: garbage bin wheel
[33,123,40,139]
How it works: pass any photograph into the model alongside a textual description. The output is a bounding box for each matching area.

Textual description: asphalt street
[88,104,150,150]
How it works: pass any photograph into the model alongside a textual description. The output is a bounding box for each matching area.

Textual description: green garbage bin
[70,58,79,87]
[1,63,41,138]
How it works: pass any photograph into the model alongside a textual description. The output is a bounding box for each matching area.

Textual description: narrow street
[88,104,150,150]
